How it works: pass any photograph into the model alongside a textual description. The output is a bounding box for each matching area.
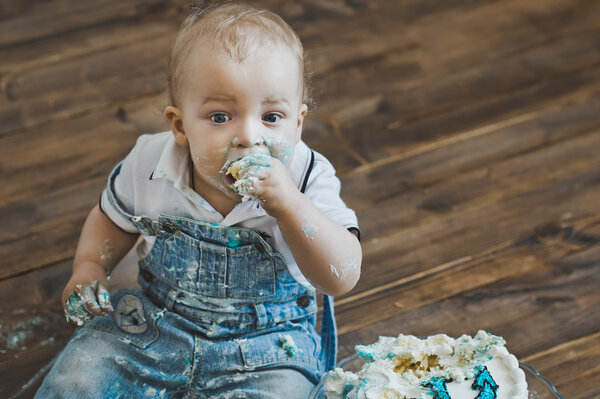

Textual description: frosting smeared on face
[263,135,293,166]
[217,135,295,200]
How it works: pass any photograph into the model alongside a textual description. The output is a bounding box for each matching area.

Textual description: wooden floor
[1,0,599,397]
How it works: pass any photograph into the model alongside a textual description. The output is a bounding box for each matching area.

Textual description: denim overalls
[36,163,337,399]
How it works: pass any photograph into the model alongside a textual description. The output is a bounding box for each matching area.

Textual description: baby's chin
[215,178,242,200]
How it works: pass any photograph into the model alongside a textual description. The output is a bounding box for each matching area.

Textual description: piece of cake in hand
[223,153,272,201]
[324,330,527,399]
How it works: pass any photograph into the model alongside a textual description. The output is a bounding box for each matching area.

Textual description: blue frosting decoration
[422,377,451,399]
[227,230,242,247]
[472,367,499,399]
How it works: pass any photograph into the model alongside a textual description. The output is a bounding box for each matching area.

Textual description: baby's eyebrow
[262,96,290,106]
[203,95,236,104]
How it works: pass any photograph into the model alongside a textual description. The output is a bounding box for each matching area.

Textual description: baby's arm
[276,195,362,296]
[243,159,362,296]
[62,204,139,324]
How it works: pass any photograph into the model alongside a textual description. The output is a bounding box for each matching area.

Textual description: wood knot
[533,221,573,241]
[115,106,127,123]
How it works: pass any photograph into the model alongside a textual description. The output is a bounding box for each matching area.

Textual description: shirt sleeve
[98,137,144,233]
[303,151,360,232]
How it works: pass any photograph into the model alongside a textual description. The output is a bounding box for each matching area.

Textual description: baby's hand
[62,269,113,326]
[233,154,301,219]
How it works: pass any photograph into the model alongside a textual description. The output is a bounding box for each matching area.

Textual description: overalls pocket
[226,242,276,299]
[82,290,160,349]
[160,229,276,299]
[239,330,321,383]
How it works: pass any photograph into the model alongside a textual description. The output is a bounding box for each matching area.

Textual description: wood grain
[1,0,599,398]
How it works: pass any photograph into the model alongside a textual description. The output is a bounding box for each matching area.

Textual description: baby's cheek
[263,136,294,165]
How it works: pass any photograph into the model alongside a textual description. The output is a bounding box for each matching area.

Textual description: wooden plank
[304,0,600,93]
[1,0,597,164]
[0,34,173,136]
[522,332,600,399]
[342,96,600,213]
[0,178,101,280]
[2,0,596,147]
[305,66,600,176]
[344,145,600,304]
[338,216,600,342]
[0,97,161,208]
[332,34,600,166]
[1,343,62,399]
[0,0,376,136]
[0,21,176,76]
[310,57,600,177]
[351,161,600,300]
[342,117,600,293]
[0,94,170,207]
[3,34,171,104]
[0,259,73,399]
[302,1,600,172]
[337,225,600,337]
[351,124,600,244]
[0,0,180,49]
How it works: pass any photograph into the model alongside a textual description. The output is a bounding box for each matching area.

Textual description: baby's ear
[165,106,188,147]
[295,104,308,143]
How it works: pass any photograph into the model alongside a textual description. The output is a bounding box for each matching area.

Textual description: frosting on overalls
[107,161,337,381]
[36,161,338,398]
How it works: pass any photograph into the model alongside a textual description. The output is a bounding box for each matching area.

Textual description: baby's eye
[210,113,231,124]
[263,113,281,123]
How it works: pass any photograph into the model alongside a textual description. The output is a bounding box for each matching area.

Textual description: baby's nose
[234,121,265,147]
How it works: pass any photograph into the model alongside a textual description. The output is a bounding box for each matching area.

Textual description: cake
[324,330,528,399]
[223,153,272,201]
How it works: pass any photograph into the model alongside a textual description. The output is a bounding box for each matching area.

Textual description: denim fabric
[37,290,319,398]
[36,163,337,398]
[135,215,318,340]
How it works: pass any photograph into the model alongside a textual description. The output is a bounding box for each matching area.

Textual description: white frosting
[324,330,528,399]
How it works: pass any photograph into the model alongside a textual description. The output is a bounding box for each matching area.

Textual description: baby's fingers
[80,282,103,316]
[64,280,113,325]
[96,283,114,313]
[81,280,113,316]
[237,166,267,181]
[64,290,94,326]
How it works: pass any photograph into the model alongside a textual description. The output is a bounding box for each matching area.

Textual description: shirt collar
[150,133,190,185]
[149,132,312,219]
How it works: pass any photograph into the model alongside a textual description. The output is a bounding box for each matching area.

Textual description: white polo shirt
[100,132,359,288]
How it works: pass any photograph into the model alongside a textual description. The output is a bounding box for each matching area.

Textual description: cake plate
[308,354,563,399]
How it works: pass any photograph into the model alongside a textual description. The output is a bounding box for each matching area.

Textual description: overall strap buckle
[130,216,160,236]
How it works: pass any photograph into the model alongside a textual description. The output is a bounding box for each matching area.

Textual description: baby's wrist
[271,191,306,222]
[72,261,109,281]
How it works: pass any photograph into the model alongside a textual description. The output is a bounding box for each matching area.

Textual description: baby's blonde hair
[167,2,310,107]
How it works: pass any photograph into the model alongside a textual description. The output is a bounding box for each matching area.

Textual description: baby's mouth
[221,153,272,189]
[225,172,237,186]
[221,155,244,187]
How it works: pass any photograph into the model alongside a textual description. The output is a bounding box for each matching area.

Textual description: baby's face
[168,42,306,204]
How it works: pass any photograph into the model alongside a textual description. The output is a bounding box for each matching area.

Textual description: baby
[36,3,361,398]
